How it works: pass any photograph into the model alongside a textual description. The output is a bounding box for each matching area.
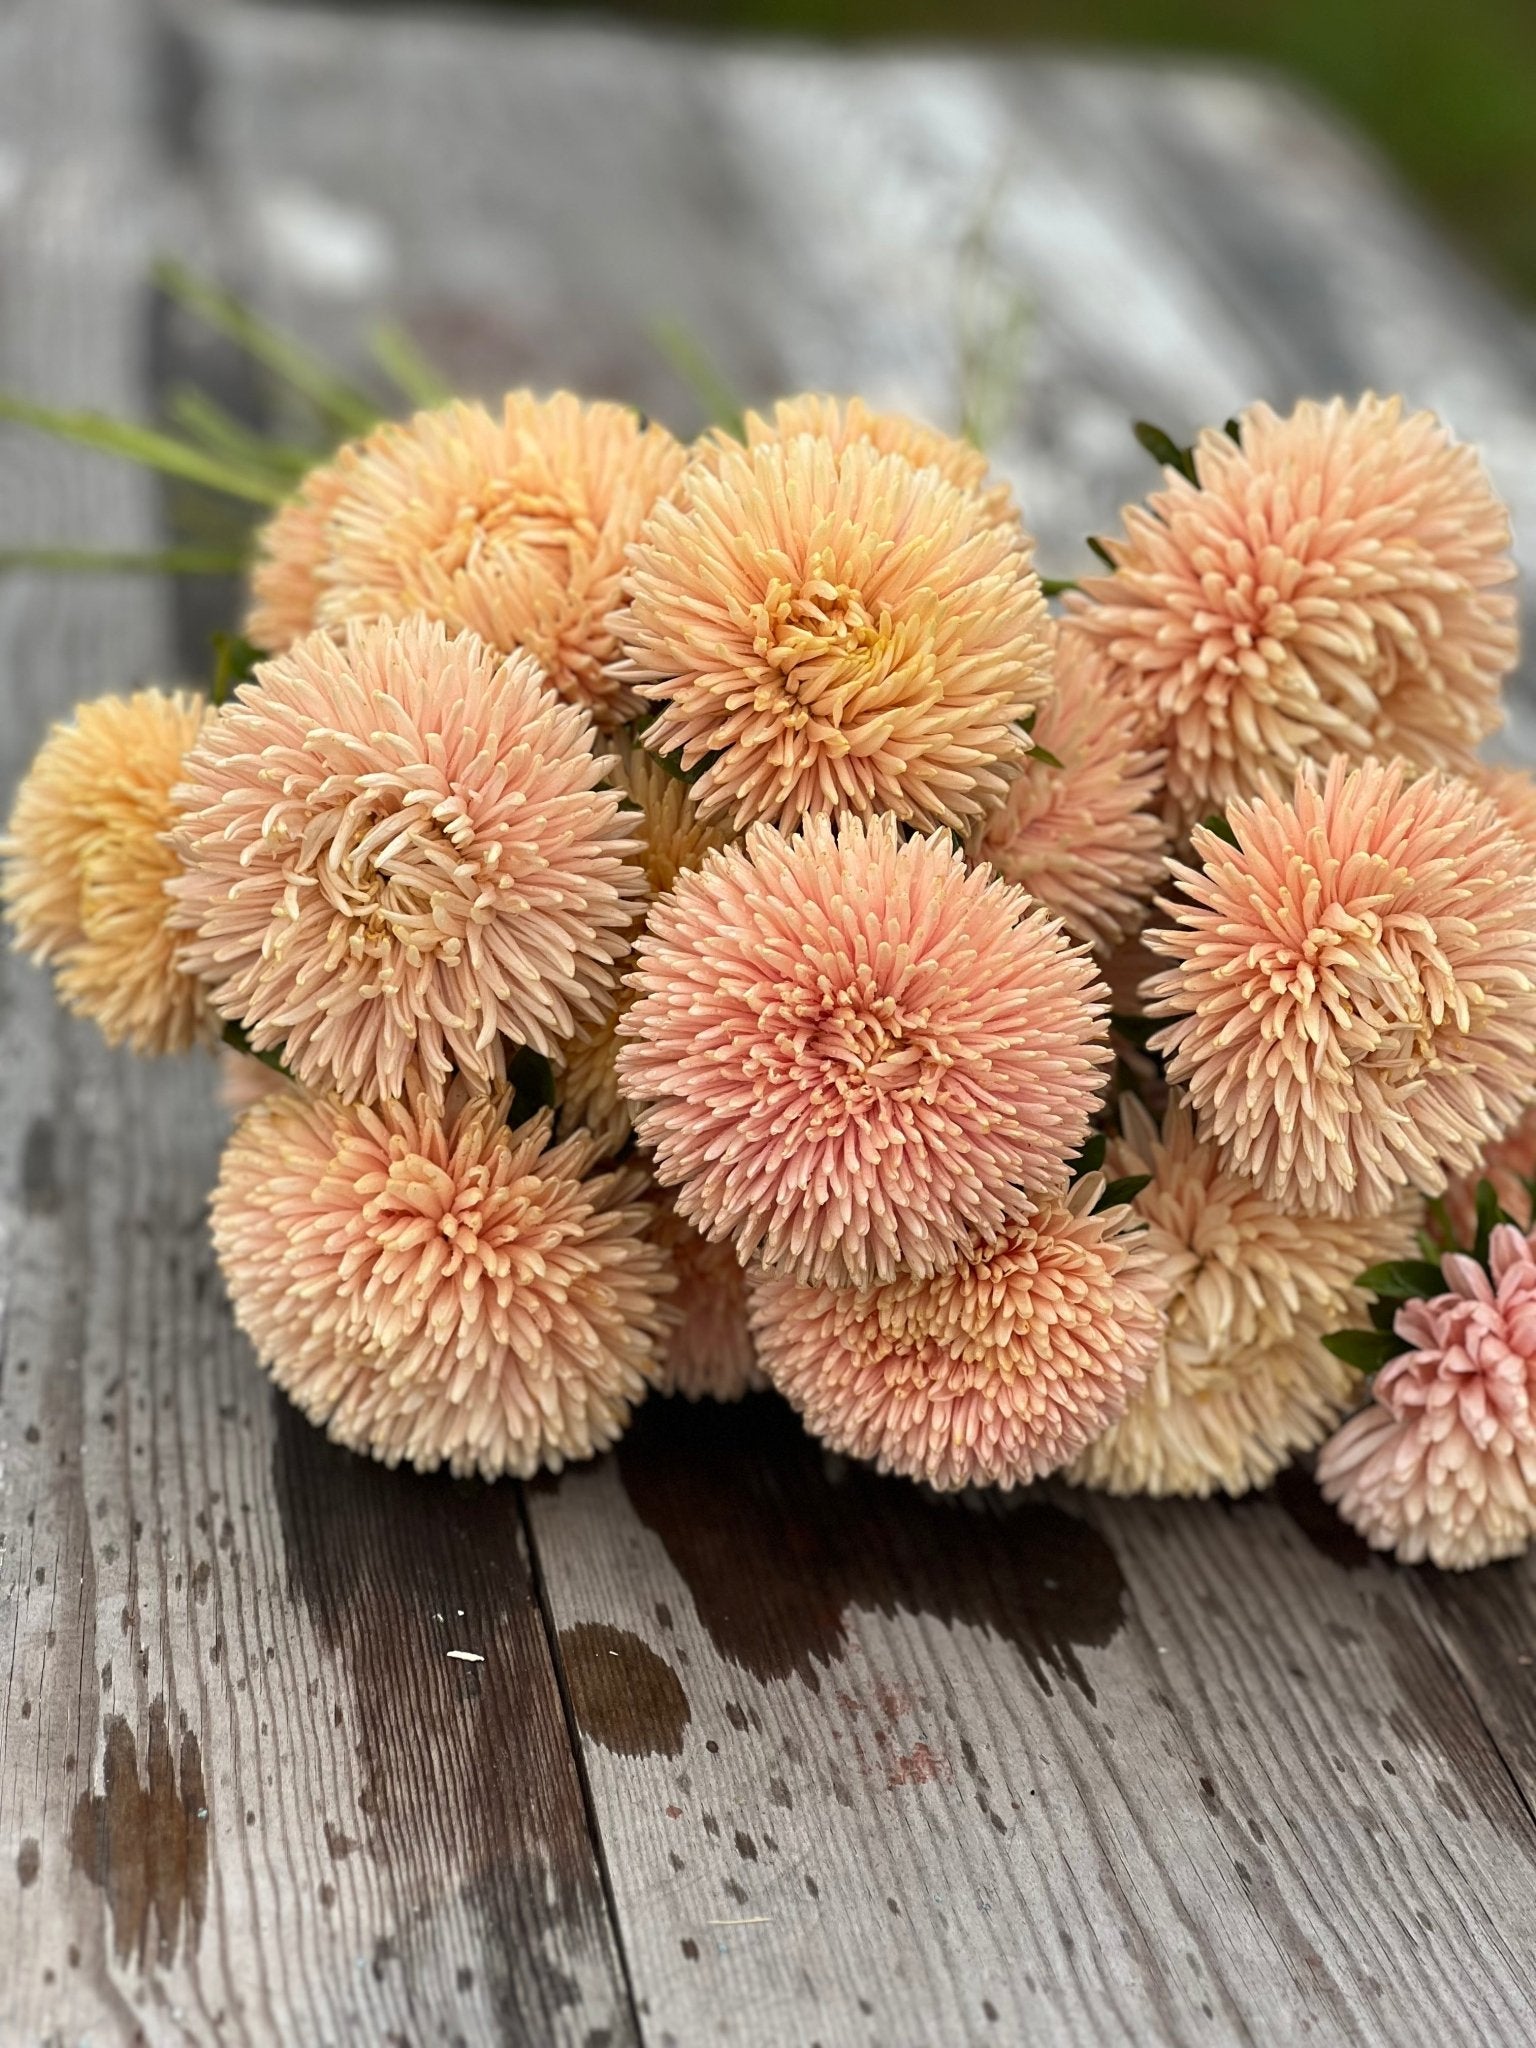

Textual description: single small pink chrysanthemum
[715,392,1018,528]
[618,812,1110,1288]
[3,687,213,1054]
[612,433,1051,834]
[245,442,374,652]
[1069,395,1518,825]
[1148,758,1536,1216]
[1479,763,1536,857]
[651,1200,765,1403]
[978,625,1168,952]
[217,1047,296,1119]
[1318,1225,1536,1568]
[171,617,645,1106]
[749,1177,1165,1490]
[212,1091,672,1478]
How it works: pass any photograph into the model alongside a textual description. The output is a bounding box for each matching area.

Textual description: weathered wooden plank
[525,1398,1536,2048]
[0,3,636,2042]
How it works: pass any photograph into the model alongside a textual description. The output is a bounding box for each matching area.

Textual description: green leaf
[1099,1173,1151,1211]
[221,1018,289,1076]
[1086,536,1115,570]
[1039,576,1079,598]
[0,546,247,575]
[1028,742,1064,771]
[368,320,454,409]
[1368,1294,1399,1333]
[1133,419,1198,484]
[0,392,286,504]
[154,260,380,436]
[1322,1328,1411,1373]
[1075,1131,1107,1177]
[211,632,262,705]
[1354,1259,1446,1300]
[1474,1178,1503,1266]
[1199,812,1240,848]
[507,1043,558,1129]
[165,386,317,485]
[648,315,744,439]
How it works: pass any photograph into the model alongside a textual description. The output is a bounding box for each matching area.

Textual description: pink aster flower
[170,617,645,1106]
[1445,1104,1536,1242]
[618,812,1110,1288]
[1069,395,1518,826]
[1318,1225,1536,1568]
[212,1091,672,1478]
[978,624,1169,952]
[749,1177,1166,1490]
[651,1201,765,1403]
[1148,757,1536,1217]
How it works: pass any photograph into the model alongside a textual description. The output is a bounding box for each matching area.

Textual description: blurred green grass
[528,0,1536,299]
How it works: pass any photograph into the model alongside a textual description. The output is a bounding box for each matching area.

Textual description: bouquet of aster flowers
[8,338,1536,1573]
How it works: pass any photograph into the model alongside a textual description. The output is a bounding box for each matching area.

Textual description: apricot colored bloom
[217,1047,295,1119]
[608,733,731,899]
[3,688,211,1054]
[1318,1225,1536,1568]
[248,393,686,724]
[618,812,1109,1288]
[245,440,373,651]
[978,625,1168,952]
[212,1092,671,1479]
[1148,758,1536,1216]
[555,991,635,1159]
[171,617,645,1106]
[652,1200,765,1403]
[1479,763,1536,859]
[1445,1102,1536,1242]
[612,434,1051,833]
[1070,396,1517,825]
[718,392,1018,529]
[750,1177,1164,1490]
[1068,1095,1419,1497]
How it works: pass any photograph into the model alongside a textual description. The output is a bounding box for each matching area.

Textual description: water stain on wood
[17,1838,40,1887]
[69,1700,208,1966]
[559,1622,690,1758]
[615,1397,1125,1702]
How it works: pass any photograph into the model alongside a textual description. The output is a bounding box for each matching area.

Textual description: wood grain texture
[7,1,1536,2044]
[0,3,634,2043]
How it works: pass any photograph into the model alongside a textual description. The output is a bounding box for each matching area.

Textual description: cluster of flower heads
[7,379,1536,1568]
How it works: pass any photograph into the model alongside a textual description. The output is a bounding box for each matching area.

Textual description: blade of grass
[154,259,380,437]
[165,388,317,487]
[368,320,453,409]
[0,393,286,504]
[648,315,744,438]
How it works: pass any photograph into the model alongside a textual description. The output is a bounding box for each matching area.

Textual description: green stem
[368,321,453,409]
[0,546,249,574]
[0,392,285,504]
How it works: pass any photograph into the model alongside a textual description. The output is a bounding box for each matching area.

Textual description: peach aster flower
[612,433,1051,833]
[652,1200,765,1403]
[3,688,212,1054]
[1069,396,1518,825]
[212,1091,671,1478]
[1068,1095,1419,1497]
[555,992,635,1159]
[1317,1225,1536,1568]
[709,391,1018,529]
[978,624,1168,952]
[1479,763,1536,858]
[1148,758,1536,1216]
[247,393,686,724]
[750,1176,1165,1490]
[608,732,731,899]
[618,812,1110,1288]
[171,617,645,1106]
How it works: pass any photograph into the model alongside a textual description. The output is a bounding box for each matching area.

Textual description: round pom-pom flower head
[1068,1095,1419,1498]
[1070,395,1518,825]
[3,687,211,1054]
[171,617,645,1106]
[750,1177,1166,1490]
[1148,758,1536,1217]
[1318,1226,1536,1569]
[247,392,686,724]
[613,433,1052,834]
[212,1090,672,1479]
[618,812,1110,1288]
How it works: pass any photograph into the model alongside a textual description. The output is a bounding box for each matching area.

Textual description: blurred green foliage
[530,0,1536,298]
